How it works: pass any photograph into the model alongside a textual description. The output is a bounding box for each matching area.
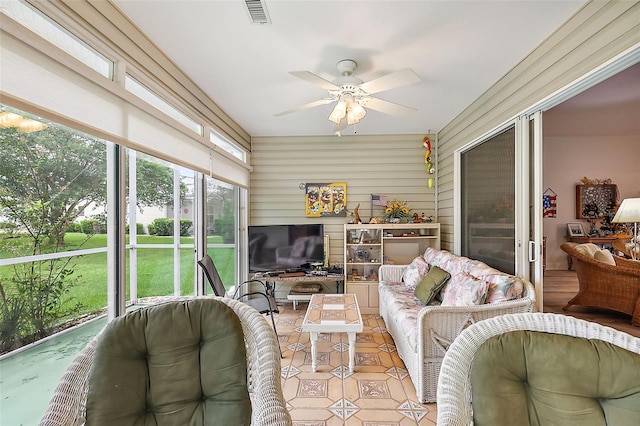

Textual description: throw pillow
[484,275,524,304]
[402,256,430,289]
[574,243,601,258]
[594,249,616,265]
[414,266,451,304]
[441,272,490,306]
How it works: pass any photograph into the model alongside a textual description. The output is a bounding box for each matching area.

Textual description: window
[1,0,112,78]
[0,106,109,352]
[125,75,203,135]
[210,131,246,161]
[205,177,239,293]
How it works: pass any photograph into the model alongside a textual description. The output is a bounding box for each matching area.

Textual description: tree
[0,126,106,247]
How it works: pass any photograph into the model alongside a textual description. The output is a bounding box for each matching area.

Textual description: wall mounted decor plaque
[575,184,617,219]
[305,182,347,217]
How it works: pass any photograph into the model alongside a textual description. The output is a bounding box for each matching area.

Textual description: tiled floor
[276,302,437,425]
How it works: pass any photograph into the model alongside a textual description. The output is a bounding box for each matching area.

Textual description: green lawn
[1,232,235,319]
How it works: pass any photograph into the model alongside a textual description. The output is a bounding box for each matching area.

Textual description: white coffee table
[301,293,363,372]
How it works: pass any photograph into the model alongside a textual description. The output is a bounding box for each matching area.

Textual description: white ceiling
[112,0,587,137]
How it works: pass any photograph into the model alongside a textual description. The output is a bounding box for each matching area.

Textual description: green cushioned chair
[437,313,640,426]
[40,297,292,426]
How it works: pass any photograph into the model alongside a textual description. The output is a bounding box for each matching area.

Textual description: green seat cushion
[471,330,640,426]
[86,299,251,425]
[414,265,451,304]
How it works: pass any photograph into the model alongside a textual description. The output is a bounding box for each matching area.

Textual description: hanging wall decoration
[423,135,435,189]
[305,182,347,217]
[543,188,557,218]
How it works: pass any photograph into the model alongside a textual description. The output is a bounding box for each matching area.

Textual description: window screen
[460,126,516,274]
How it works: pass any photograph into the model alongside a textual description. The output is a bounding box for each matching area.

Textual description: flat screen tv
[248,224,324,273]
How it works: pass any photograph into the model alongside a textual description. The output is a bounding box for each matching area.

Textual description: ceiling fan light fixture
[17,119,48,133]
[328,100,347,124]
[0,111,48,133]
[351,102,366,121]
[279,59,420,134]
[0,111,24,128]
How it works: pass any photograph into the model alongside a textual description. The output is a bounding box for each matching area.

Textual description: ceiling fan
[275,59,421,133]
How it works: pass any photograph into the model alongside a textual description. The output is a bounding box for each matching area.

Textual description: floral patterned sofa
[378,247,536,403]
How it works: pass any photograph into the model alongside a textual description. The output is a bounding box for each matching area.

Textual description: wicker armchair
[561,242,640,326]
[39,297,292,426]
[437,313,640,425]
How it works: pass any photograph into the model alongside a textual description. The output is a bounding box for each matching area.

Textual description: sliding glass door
[460,126,516,275]
[458,116,544,308]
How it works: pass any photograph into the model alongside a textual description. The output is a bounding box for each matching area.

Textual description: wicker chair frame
[39,296,292,426]
[436,312,640,426]
[561,242,640,326]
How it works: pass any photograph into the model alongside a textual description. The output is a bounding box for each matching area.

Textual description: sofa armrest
[379,264,407,282]
[416,280,536,358]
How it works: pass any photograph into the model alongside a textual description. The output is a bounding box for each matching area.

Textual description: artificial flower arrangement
[384,199,411,222]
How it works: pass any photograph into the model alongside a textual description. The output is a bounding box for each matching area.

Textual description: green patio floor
[0,317,106,426]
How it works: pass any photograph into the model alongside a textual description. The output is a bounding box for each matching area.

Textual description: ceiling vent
[245,0,271,24]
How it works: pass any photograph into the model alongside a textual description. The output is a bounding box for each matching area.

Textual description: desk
[302,294,363,372]
[566,236,617,270]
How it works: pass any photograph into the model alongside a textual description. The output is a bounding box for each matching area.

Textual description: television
[248,224,325,273]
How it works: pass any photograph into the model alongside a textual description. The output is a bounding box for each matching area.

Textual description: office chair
[198,254,282,356]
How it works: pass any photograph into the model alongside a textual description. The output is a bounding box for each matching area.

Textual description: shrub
[80,214,107,235]
[0,222,18,233]
[148,218,192,236]
[125,223,146,235]
[66,222,81,233]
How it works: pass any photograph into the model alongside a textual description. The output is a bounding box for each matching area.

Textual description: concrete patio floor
[0,317,107,426]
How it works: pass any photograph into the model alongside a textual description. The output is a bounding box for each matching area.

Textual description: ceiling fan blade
[274,98,334,116]
[290,71,340,90]
[359,68,421,95]
[364,97,417,116]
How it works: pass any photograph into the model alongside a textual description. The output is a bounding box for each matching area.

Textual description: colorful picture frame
[305,182,346,217]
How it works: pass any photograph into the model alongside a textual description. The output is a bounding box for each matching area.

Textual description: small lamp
[612,197,640,260]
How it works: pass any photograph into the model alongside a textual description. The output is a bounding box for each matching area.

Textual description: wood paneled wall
[250,134,437,265]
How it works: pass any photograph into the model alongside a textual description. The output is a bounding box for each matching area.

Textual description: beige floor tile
[289,408,345,425]
[276,301,438,424]
[346,408,422,425]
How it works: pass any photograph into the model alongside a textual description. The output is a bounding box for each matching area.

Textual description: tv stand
[255,273,345,307]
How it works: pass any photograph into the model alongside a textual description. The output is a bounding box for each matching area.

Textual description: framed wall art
[575,184,618,219]
[305,182,347,217]
[567,222,586,237]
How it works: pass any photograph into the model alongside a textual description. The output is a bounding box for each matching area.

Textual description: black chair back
[197,254,227,296]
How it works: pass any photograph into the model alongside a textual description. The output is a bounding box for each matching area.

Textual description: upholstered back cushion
[403,255,431,289]
[574,242,602,258]
[471,330,640,426]
[86,299,251,425]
